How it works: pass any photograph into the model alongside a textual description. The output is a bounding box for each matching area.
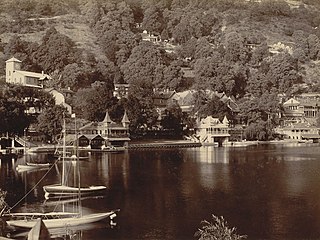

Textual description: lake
[1,143,320,239]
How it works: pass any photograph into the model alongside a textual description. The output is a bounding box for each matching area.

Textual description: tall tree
[0,96,28,136]
[161,100,183,135]
[142,6,164,34]
[32,27,78,73]
[35,105,67,143]
[121,41,167,98]
[73,82,114,121]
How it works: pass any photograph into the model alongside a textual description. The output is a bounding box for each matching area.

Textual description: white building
[196,116,230,146]
[45,88,72,114]
[6,57,51,88]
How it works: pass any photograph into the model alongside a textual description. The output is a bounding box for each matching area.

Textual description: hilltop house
[6,57,51,88]
[141,30,161,43]
[113,83,130,99]
[5,57,73,114]
[77,111,130,149]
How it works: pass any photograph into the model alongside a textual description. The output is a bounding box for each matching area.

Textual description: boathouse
[77,111,130,149]
[196,116,230,146]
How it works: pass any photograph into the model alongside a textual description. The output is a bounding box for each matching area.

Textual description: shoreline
[2,139,318,156]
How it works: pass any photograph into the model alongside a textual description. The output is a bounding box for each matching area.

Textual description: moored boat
[5,210,118,229]
[43,184,106,199]
[43,115,107,199]
[16,162,51,171]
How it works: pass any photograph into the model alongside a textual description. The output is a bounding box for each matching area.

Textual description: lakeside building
[277,95,320,141]
[76,111,130,149]
[195,116,230,146]
[275,123,320,142]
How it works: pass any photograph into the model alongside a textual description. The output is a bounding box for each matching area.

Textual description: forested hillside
[1,0,320,140]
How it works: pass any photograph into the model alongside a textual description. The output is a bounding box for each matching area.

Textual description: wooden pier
[128,140,201,149]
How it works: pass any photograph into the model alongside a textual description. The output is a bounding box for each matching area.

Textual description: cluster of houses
[4,57,320,149]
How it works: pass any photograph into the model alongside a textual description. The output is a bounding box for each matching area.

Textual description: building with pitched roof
[45,88,73,114]
[6,57,51,88]
[77,111,130,149]
[277,95,320,142]
[195,115,230,146]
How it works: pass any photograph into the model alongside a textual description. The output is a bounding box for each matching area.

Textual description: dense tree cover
[35,105,67,143]
[0,97,28,135]
[32,27,79,73]
[73,81,115,122]
[0,85,55,136]
[196,95,235,123]
[161,100,183,135]
[1,0,320,140]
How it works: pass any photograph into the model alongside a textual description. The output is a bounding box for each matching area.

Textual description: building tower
[6,57,22,84]
[121,111,130,128]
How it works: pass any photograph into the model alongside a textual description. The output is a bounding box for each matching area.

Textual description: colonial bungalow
[195,116,230,146]
[153,89,176,122]
[141,30,161,43]
[6,57,51,88]
[277,96,320,142]
[113,83,130,99]
[275,122,320,142]
[282,97,320,125]
[77,111,130,149]
[45,88,73,114]
[170,90,239,115]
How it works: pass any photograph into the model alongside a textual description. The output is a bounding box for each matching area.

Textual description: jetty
[128,140,201,149]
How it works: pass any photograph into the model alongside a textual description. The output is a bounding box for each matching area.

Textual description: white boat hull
[43,184,107,199]
[16,163,51,171]
[6,211,116,229]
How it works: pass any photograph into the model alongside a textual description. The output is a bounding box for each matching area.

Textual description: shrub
[194,214,247,240]
[0,189,6,212]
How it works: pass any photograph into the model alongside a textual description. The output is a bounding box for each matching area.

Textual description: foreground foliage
[0,189,6,211]
[195,214,247,240]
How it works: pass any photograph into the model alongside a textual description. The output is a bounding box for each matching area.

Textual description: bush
[0,189,6,212]
[194,214,247,240]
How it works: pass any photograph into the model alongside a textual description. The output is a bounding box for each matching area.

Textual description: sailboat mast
[74,114,82,216]
[62,115,66,186]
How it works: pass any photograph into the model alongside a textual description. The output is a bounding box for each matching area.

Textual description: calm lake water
[1,143,320,239]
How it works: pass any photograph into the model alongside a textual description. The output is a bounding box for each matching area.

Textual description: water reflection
[184,146,229,163]
[2,144,320,239]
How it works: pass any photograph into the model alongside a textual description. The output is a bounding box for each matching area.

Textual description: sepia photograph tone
[0,0,320,239]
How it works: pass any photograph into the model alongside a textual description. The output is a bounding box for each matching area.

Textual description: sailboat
[4,115,118,230]
[16,133,52,172]
[43,115,107,199]
[16,162,51,172]
[5,210,118,229]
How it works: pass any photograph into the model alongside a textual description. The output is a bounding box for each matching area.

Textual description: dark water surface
[1,143,320,239]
